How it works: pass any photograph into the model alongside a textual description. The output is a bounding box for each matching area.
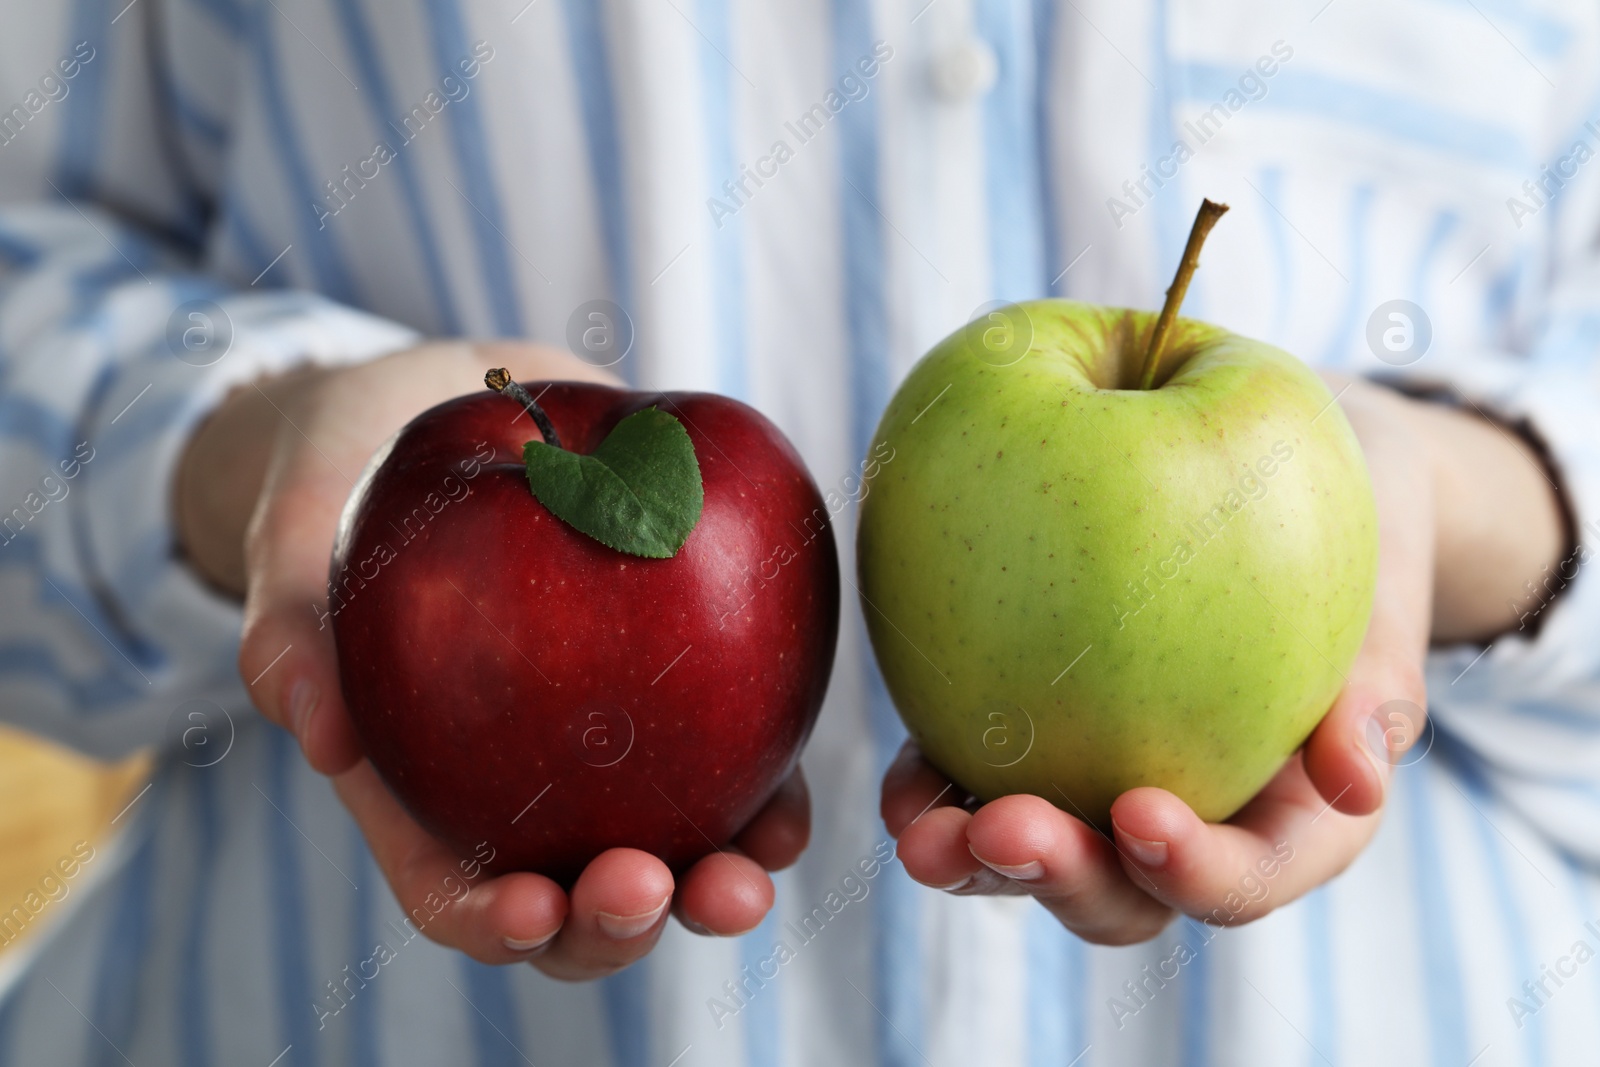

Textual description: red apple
[328,380,839,883]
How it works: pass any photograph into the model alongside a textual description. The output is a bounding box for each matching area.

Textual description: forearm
[1399,390,1569,644]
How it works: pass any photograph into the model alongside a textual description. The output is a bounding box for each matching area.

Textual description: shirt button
[930,38,998,101]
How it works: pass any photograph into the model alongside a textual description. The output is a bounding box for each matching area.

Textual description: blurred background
[0,732,146,978]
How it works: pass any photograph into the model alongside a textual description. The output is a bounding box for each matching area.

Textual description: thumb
[238,445,365,775]
[1301,390,1434,817]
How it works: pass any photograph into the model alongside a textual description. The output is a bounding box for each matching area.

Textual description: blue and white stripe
[4,0,1600,1063]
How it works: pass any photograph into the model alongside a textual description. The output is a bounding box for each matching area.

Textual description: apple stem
[1137,198,1230,390]
[485,368,563,449]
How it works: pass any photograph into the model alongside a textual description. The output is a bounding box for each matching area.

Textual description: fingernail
[969,849,1045,882]
[931,875,975,892]
[597,898,670,940]
[1114,827,1169,869]
[503,930,557,953]
[288,679,318,738]
[680,917,713,936]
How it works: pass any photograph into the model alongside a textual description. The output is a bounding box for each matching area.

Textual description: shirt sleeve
[0,4,417,760]
[1378,155,1600,866]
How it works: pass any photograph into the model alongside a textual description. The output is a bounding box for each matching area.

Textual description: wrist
[174,366,323,597]
[1393,388,1568,643]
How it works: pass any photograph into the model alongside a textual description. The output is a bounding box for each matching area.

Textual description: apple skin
[857,299,1378,827]
[330,381,839,883]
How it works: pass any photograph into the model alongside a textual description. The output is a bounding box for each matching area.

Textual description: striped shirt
[3,0,1600,1064]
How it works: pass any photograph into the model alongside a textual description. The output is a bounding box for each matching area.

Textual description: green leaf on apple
[521,407,704,558]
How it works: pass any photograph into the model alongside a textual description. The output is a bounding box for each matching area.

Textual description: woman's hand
[179,342,811,979]
[881,375,1565,944]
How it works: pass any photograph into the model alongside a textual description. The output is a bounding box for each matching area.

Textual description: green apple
[857,289,1378,826]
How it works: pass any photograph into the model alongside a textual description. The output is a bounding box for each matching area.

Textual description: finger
[239,449,364,775]
[333,759,567,963]
[1300,518,1430,815]
[733,766,810,871]
[1301,383,1434,817]
[965,795,1175,944]
[673,850,775,936]
[533,849,676,982]
[1108,763,1379,924]
[1301,642,1426,818]
[881,740,963,837]
[896,805,1006,892]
